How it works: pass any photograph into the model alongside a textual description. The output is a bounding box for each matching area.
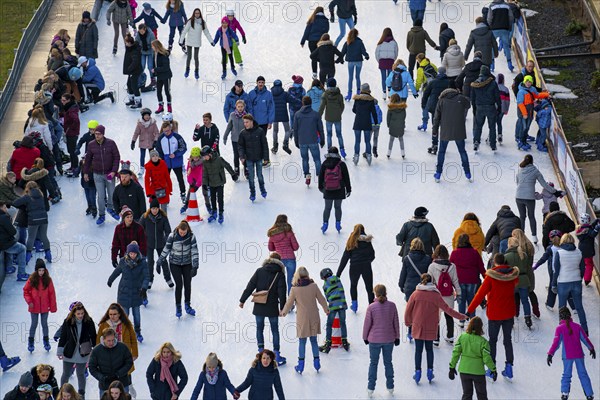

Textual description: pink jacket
[227,17,245,38]
[363,300,400,344]
[186,158,204,186]
[548,319,595,360]
[268,231,299,260]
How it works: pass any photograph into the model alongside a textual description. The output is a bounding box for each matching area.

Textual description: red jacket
[10,147,41,180]
[467,265,519,320]
[144,159,172,204]
[23,278,57,314]
[268,231,299,260]
[111,221,147,262]
[62,103,80,137]
[449,246,486,285]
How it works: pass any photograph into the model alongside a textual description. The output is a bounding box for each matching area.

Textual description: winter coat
[498,82,511,114]
[160,230,199,268]
[576,223,600,258]
[464,23,498,66]
[134,8,162,31]
[144,159,172,204]
[503,247,533,289]
[153,51,172,80]
[9,147,40,180]
[62,103,80,137]
[396,217,440,257]
[450,246,485,285]
[123,43,142,76]
[337,235,375,277]
[212,27,238,49]
[133,118,159,149]
[318,87,344,122]
[548,319,595,360]
[57,318,97,363]
[432,88,471,141]
[25,120,53,150]
[202,154,235,187]
[267,229,299,260]
[322,275,347,311]
[307,86,324,112]
[513,67,541,96]
[318,153,351,200]
[247,87,275,125]
[225,16,245,38]
[441,44,465,77]
[293,106,325,147]
[75,21,99,58]
[301,13,329,44]
[415,58,438,92]
[146,358,188,400]
[30,365,60,398]
[311,40,342,75]
[140,210,171,250]
[517,83,550,118]
[223,87,250,121]
[328,0,357,19]
[20,167,52,210]
[111,221,147,261]
[553,243,585,286]
[108,254,150,308]
[135,29,156,55]
[281,280,328,338]
[0,209,17,251]
[456,58,483,96]
[107,0,133,25]
[2,386,39,400]
[340,37,369,62]
[180,18,212,47]
[271,82,290,123]
[487,0,514,30]
[352,92,378,131]
[471,75,501,109]
[516,164,556,200]
[236,362,285,400]
[439,27,456,58]
[287,85,305,114]
[452,220,485,254]
[238,123,268,162]
[191,368,236,400]
[0,177,19,207]
[156,132,187,169]
[81,58,105,90]
[375,37,398,70]
[89,341,134,390]
[83,137,120,176]
[162,3,187,27]
[186,158,203,186]
[542,211,576,248]
[112,180,147,220]
[12,188,47,226]
[485,207,521,245]
[399,250,431,297]
[406,26,436,55]
[467,265,519,320]
[96,320,138,368]
[193,124,220,153]
[363,299,400,343]
[422,74,451,114]
[386,102,407,138]
[428,259,461,306]
[385,65,417,98]
[535,100,552,129]
[405,283,465,341]
[239,258,287,318]
[449,332,496,375]
[224,112,245,143]
[23,278,57,314]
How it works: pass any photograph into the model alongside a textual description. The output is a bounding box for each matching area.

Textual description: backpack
[423,64,437,82]
[437,266,454,296]
[324,161,343,191]
[391,71,405,92]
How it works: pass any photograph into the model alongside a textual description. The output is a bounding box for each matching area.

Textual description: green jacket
[202,154,235,187]
[450,332,496,375]
[319,87,345,122]
[0,177,19,205]
[503,246,534,289]
[386,102,407,138]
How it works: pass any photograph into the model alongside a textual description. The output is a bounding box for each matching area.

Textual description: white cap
[77,56,88,67]
[226,8,235,15]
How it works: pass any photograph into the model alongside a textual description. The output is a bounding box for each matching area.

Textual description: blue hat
[126,242,140,254]
[143,2,151,9]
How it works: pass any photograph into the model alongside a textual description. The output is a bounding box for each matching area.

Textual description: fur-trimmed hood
[358,234,374,242]
[21,167,48,181]
[388,102,407,110]
[353,93,374,101]
[262,257,285,272]
[471,76,495,88]
[317,39,333,47]
[267,224,293,237]
[486,266,519,281]
[438,88,460,100]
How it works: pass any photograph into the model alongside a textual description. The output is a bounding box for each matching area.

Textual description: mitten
[139,288,147,300]
[330,15,335,23]
[107,20,111,26]
[242,36,247,44]
[448,367,457,380]
[112,260,118,269]
[491,370,498,381]
[591,349,596,359]
[346,191,351,198]
[130,141,135,151]
[546,354,553,366]
[394,338,400,346]
[363,339,369,345]
[353,16,357,24]
[192,267,198,277]
[156,262,161,274]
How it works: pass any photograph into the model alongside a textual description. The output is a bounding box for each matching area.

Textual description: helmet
[162,112,173,122]
[226,8,235,15]
[140,107,152,117]
[549,230,562,240]
[190,147,201,157]
[320,268,333,280]
[200,145,212,156]
[580,213,591,225]
[87,120,99,129]
[68,66,83,81]
[36,384,53,394]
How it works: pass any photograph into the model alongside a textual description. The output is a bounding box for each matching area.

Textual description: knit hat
[549,201,560,212]
[523,75,534,84]
[126,241,140,254]
[191,147,201,157]
[19,372,33,388]
[479,65,490,77]
[580,213,591,225]
[95,125,105,135]
[327,78,337,87]
[234,79,243,87]
[149,196,160,208]
[143,2,151,10]
[273,79,282,87]
[292,75,304,84]
[119,161,132,175]
[205,353,219,369]
[37,384,53,394]
[149,149,160,158]
[20,136,35,149]
[88,120,99,129]
[120,205,133,218]
[77,56,88,67]
[82,11,91,20]
[437,66,447,75]
[360,83,370,93]
[328,146,339,155]
[221,16,230,24]
[256,76,266,82]
[35,258,46,271]
[414,206,429,218]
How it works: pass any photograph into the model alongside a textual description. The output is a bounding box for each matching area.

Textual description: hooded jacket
[293,105,325,147]
[134,7,162,30]
[399,250,432,297]
[235,360,284,400]
[328,0,357,19]
[267,227,299,260]
[385,65,417,98]
[340,37,369,62]
[503,246,534,289]
[452,220,485,254]
[153,50,172,81]
[422,73,452,114]
[542,211,575,248]
[123,42,142,76]
[108,252,150,308]
[467,265,519,320]
[441,44,465,77]
[318,153,351,200]
[535,100,552,129]
[23,276,57,314]
[62,102,80,138]
[428,259,461,305]
[144,158,172,204]
[238,122,269,161]
[25,119,53,150]
[318,87,345,122]
[516,164,556,200]
[162,3,187,27]
[301,13,329,44]
[9,146,40,180]
[450,245,486,285]
[322,275,347,311]
[337,235,375,276]
[20,167,53,209]
[89,339,134,390]
[75,20,99,58]
[396,218,440,257]
[82,58,105,90]
[190,365,236,400]
[223,87,250,121]
[438,27,456,58]
[406,26,437,55]
[271,82,290,123]
[352,92,378,131]
[247,86,275,125]
[132,117,159,149]
[0,177,19,206]
[432,89,471,141]
[450,332,496,375]
[487,0,514,30]
[375,36,398,70]
[471,74,501,108]
[310,39,342,73]
[386,102,407,137]
[140,209,171,250]
[576,223,600,258]
[485,207,521,244]
[12,188,47,226]
[548,319,595,360]
[464,23,498,66]
[517,83,550,118]
[239,257,287,318]
[202,153,235,187]
[456,58,484,96]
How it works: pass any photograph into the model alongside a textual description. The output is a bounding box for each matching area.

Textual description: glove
[223,138,227,145]
[104,376,117,385]
[551,286,558,294]
[242,36,246,44]
[353,16,357,25]
[156,261,162,274]
[547,354,553,366]
[152,141,157,150]
[346,191,351,198]
[232,173,239,182]
[449,367,457,380]
[233,391,240,400]
[130,141,135,151]
[363,339,369,345]
[139,288,147,299]
[414,94,419,99]
[107,20,111,26]
[591,349,596,359]
[394,338,400,346]
[107,280,112,288]
[364,55,369,60]
[53,335,59,342]
[320,142,324,149]
[192,267,198,277]
[330,15,335,23]
[491,370,498,381]
[112,260,119,269]
[554,190,564,197]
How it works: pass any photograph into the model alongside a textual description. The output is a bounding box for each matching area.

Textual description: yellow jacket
[416,59,438,92]
[452,220,485,254]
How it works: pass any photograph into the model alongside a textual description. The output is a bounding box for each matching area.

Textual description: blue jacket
[409,0,427,11]
[134,8,162,30]
[107,253,150,309]
[287,84,306,114]
[190,368,236,400]
[385,65,417,98]
[156,131,187,169]
[146,358,188,400]
[223,86,250,121]
[236,363,285,400]
[212,27,238,49]
[535,100,552,129]
[301,13,329,44]
[340,37,369,62]
[162,4,186,27]
[293,105,325,147]
[307,86,324,112]
[323,275,347,311]
[271,82,290,123]
[247,86,275,125]
[372,102,383,125]
[82,58,105,91]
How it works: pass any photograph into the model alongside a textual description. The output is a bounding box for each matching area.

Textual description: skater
[576,214,600,286]
[144,150,172,212]
[55,383,79,400]
[363,284,399,397]
[224,9,247,67]
[271,80,292,155]
[88,328,134,397]
[157,220,199,318]
[192,113,220,153]
[339,29,369,101]
[310,34,342,85]
[307,79,324,112]
[441,39,465,82]
[329,0,357,47]
[319,268,349,353]
[135,24,156,88]
[123,34,143,110]
[96,303,138,375]
[420,66,450,140]
[512,60,541,96]
[485,205,522,254]
[464,17,498,69]
[247,77,275,153]
[223,80,249,122]
[0,201,27,282]
[200,146,238,223]
[470,65,501,152]
[449,317,498,399]
[78,58,114,104]
[156,121,187,202]
[487,0,515,71]
[106,0,134,55]
[267,215,300,293]
[293,96,324,185]
[13,182,51,265]
[438,23,456,59]
[467,253,519,381]
[542,202,575,249]
[516,79,551,150]
[318,146,351,234]
[547,307,596,400]
[369,99,383,158]
[534,230,565,310]
[146,342,188,400]
[235,350,285,400]
[80,159,97,218]
[190,353,237,400]
[415,54,438,94]
[238,114,269,201]
[57,302,97,398]
[504,237,534,329]
[431,88,472,182]
[496,73,510,145]
[449,234,485,325]
[20,158,56,209]
[30,365,59,397]
[404,273,466,383]
[280,266,329,374]
[375,27,398,99]
[336,224,376,312]
[396,206,440,257]
[385,95,407,159]
[180,8,212,79]
[3,372,37,400]
[132,108,160,175]
[534,99,551,152]
[456,51,484,100]
[318,79,345,154]
[301,7,330,78]
[212,17,239,80]
[287,76,306,135]
[385,60,417,102]
[140,197,173,288]
[110,205,147,268]
[10,136,40,182]
[180,147,209,215]
[161,0,187,52]
[75,11,98,59]
[406,19,437,79]
[239,253,287,364]
[100,381,129,400]
[112,162,147,221]
[223,100,246,174]
[134,3,162,38]
[151,40,173,114]
[23,259,57,353]
[351,83,377,165]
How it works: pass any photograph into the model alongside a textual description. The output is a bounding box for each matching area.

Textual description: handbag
[155,188,167,199]
[79,341,92,356]
[251,273,279,304]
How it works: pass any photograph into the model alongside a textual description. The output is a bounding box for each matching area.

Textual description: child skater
[213,18,239,80]
[224,9,246,67]
[200,146,238,224]
[576,214,600,286]
[386,94,407,159]
[318,268,349,353]
[23,259,57,353]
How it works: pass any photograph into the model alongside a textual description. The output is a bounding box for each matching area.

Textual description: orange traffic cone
[331,316,342,348]
[186,187,203,222]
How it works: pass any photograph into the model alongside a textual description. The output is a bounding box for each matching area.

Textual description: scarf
[221,27,231,54]
[233,108,246,118]
[160,356,178,394]
[139,116,154,127]
[296,277,314,287]
[206,367,219,385]
[107,320,123,342]
[139,31,149,51]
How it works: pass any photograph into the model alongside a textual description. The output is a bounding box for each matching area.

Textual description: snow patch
[541,68,560,76]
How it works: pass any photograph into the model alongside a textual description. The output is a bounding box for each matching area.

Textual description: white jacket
[375,40,398,62]
[441,44,465,77]
[179,18,213,48]
[25,120,53,149]
[427,260,461,308]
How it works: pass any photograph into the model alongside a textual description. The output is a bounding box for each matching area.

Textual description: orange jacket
[516,83,549,117]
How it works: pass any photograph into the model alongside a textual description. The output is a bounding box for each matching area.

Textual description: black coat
[12,188,48,225]
[89,342,134,391]
[485,207,521,244]
[470,75,501,108]
[271,83,290,123]
[3,387,39,400]
[396,218,440,257]
[21,167,54,209]
[318,154,351,200]
[542,211,576,248]
[153,51,172,80]
[422,75,452,114]
[352,93,378,131]
[140,210,171,249]
[75,21,99,58]
[310,40,342,73]
[236,362,285,400]
[455,59,483,97]
[439,27,456,59]
[58,318,97,359]
[432,89,471,141]
[0,209,17,251]
[399,250,432,297]
[301,14,330,44]
[146,358,188,400]
[112,180,147,220]
[337,235,375,276]
[31,365,60,398]
[238,123,269,162]
[240,258,287,318]
[193,123,220,153]
[123,43,142,76]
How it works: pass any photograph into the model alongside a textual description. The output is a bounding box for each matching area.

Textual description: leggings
[231,141,240,172]
[156,78,172,104]
[273,121,291,147]
[308,41,318,73]
[171,263,192,305]
[168,167,186,195]
[209,185,225,214]
[61,361,87,394]
[221,48,235,72]
[112,22,128,49]
[127,74,141,97]
[516,198,537,236]
[349,264,374,303]
[29,312,49,337]
[436,311,454,340]
[323,199,342,223]
[26,224,50,252]
[414,339,434,370]
[186,46,199,71]
[66,135,78,170]
[408,53,418,79]
[388,136,405,153]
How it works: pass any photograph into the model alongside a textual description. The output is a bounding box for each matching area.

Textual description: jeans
[326,309,347,340]
[299,336,319,359]
[421,107,430,124]
[368,343,394,390]
[334,17,355,47]
[61,361,87,394]
[516,114,533,144]
[2,242,26,275]
[561,358,594,397]
[93,173,115,216]
[473,105,498,146]
[537,127,548,148]
[347,61,363,94]
[354,130,372,155]
[557,281,588,333]
[492,29,512,62]
[516,198,537,236]
[436,140,471,175]
[84,187,97,208]
[460,373,488,400]
[300,143,322,176]
[140,53,154,77]
[168,25,183,47]
[458,283,478,317]
[326,121,344,150]
[410,9,425,24]
[124,306,141,334]
[256,315,280,351]
[414,339,434,370]
[29,312,49,337]
[380,69,391,92]
[499,238,508,254]
[516,287,532,316]
[488,318,514,364]
[273,121,291,147]
[323,199,343,223]
[246,160,265,195]
[280,259,296,294]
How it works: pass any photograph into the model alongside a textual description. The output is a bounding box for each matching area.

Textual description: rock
[546,83,573,93]
[542,68,561,76]
[521,9,539,18]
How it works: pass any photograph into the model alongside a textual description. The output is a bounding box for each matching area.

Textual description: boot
[45,249,52,263]
[218,214,224,224]
[184,67,190,78]
[26,251,32,265]
[352,154,359,165]
[91,208,97,218]
[96,214,105,225]
[427,368,435,383]
[366,154,372,166]
[112,45,117,55]
[342,338,350,351]
[271,143,278,154]
[473,141,480,152]
[125,95,135,106]
[532,302,541,319]
[155,103,164,114]
[17,273,29,282]
[524,316,532,329]
[78,390,86,400]
[305,174,311,186]
[561,395,569,400]
[282,144,291,154]
[108,91,115,103]
[43,336,51,351]
[335,221,342,233]
[340,148,346,159]
[195,70,199,80]
[373,146,378,158]
[350,300,358,313]
[319,340,332,354]
[417,123,428,132]
[150,77,157,87]
[275,351,286,366]
[508,59,514,72]
[130,97,142,109]
[0,355,21,372]
[501,363,513,380]
[231,68,237,76]
[167,103,172,113]
[136,332,144,343]
[413,369,422,384]
[208,210,218,223]
[294,358,305,374]
[175,304,182,319]
[313,357,321,372]
[498,133,503,144]
[185,303,196,316]
[28,337,35,353]
[321,222,328,234]
[221,71,227,80]
[345,91,352,101]
[427,145,438,155]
